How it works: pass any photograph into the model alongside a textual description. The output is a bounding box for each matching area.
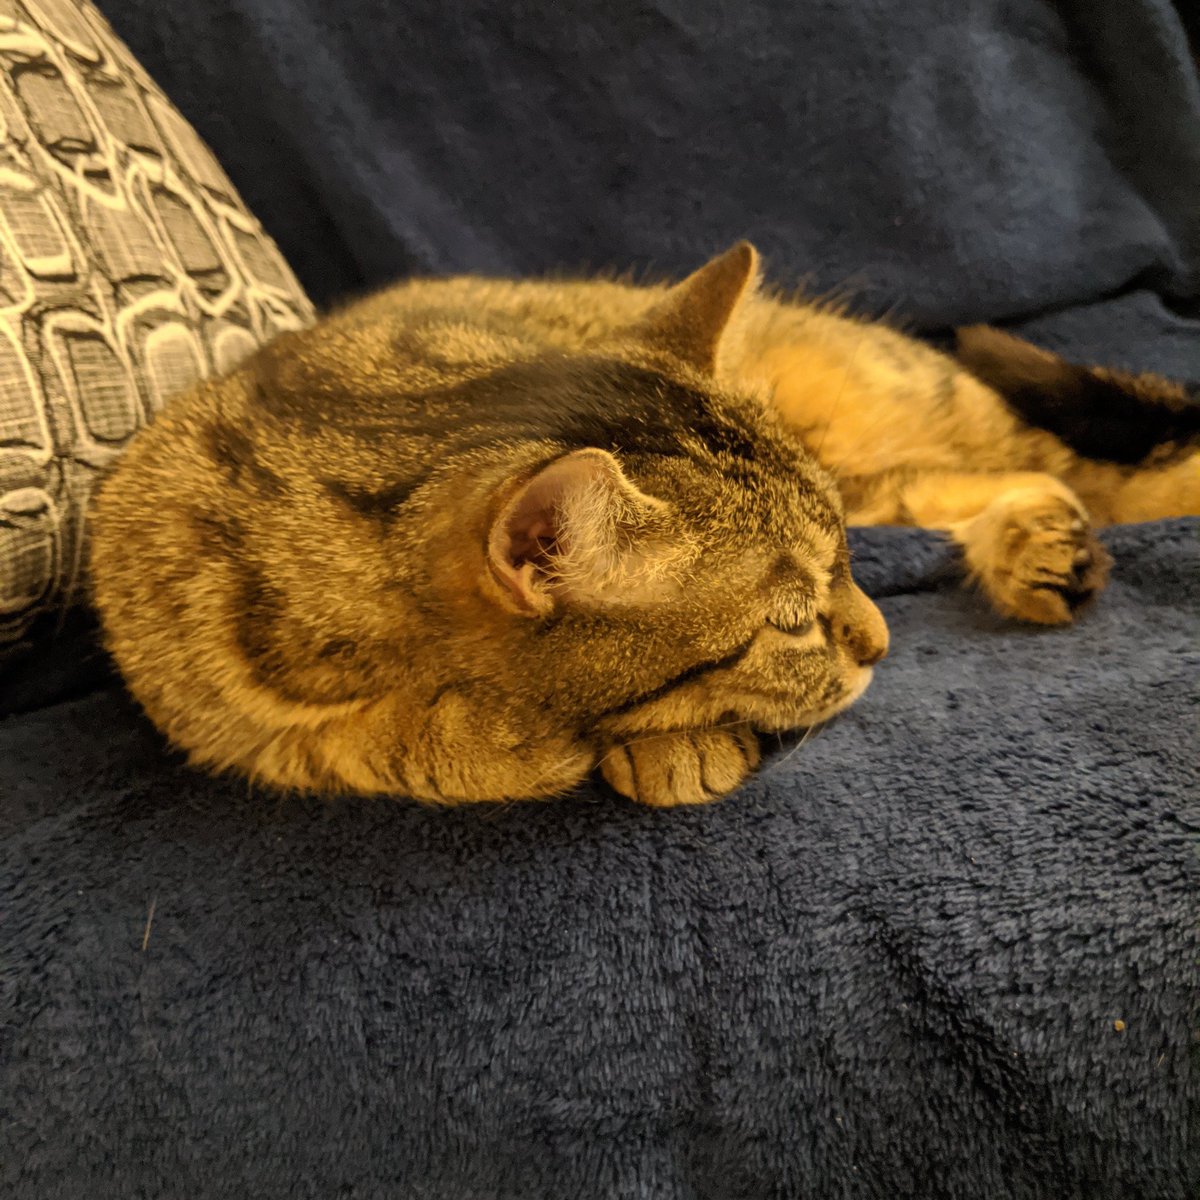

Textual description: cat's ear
[487,448,676,616]
[633,241,760,375]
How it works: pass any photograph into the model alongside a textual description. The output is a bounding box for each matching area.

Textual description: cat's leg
[1105,453,1200,524]
[268,691,758,807]
[599,725,761,808]
[303,690,597,802]
[883,471,1112,625]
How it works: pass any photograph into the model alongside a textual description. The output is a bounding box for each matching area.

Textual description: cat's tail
[955,324,1200,467]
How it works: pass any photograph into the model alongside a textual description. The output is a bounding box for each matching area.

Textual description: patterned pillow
[0,0,313,658]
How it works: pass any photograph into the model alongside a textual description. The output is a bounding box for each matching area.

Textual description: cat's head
[460,244,888,757]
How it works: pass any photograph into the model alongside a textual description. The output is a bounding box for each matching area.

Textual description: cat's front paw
[964,491,1111,624]
[599,726,761,807]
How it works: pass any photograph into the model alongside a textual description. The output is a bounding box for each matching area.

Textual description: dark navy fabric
[4,523,1198,1198]
[4,3,1199,1196]
[100,1,1200,373]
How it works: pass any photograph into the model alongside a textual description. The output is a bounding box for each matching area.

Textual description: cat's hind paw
[959,489,1111,625]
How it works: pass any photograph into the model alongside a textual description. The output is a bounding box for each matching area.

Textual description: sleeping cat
[89,243,1199,807]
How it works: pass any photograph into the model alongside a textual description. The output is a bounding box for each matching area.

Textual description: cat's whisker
[813,322,871,461]
[522,748,600,795]
[597,714,756,764]
[771,718,832,772]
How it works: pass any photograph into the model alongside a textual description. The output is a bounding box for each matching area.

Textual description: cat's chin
[757,666,875,734]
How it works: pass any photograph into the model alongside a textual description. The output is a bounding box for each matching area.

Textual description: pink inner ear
[487,449,618,614]
[489,463,578,612]
[503,480,569,575]
[505,514,558,571]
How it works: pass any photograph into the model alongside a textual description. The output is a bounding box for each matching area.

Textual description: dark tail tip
[955,325,1200,466]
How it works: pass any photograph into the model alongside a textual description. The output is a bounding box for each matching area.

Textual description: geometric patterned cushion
[0,0,313,657]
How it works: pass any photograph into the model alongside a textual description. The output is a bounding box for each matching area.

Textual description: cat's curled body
[91,244,1199,806]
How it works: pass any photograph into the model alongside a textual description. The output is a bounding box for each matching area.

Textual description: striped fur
[90,243,1196,806]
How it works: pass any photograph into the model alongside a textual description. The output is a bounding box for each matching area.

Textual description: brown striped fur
[90,243,1198,805]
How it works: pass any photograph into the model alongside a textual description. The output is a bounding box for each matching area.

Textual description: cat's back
[341,273,666,352]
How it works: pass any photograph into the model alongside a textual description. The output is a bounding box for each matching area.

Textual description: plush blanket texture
[4,1,1199,1196]
[5,522,1197,1198]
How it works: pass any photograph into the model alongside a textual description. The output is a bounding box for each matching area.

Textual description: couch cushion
[0,0,312,660]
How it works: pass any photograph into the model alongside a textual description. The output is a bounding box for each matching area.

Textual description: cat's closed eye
[766,616,816,636]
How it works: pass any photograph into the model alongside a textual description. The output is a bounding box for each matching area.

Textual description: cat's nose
[855,638,887,667]
[840,586,889,667]
[839,620,887,665]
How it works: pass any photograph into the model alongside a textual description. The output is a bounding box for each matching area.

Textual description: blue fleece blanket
[4,1,1199,1196]
[102,0,1200,376]
[4,522,1198,1197]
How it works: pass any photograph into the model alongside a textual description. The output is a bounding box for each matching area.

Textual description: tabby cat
[90,243,1199,806]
